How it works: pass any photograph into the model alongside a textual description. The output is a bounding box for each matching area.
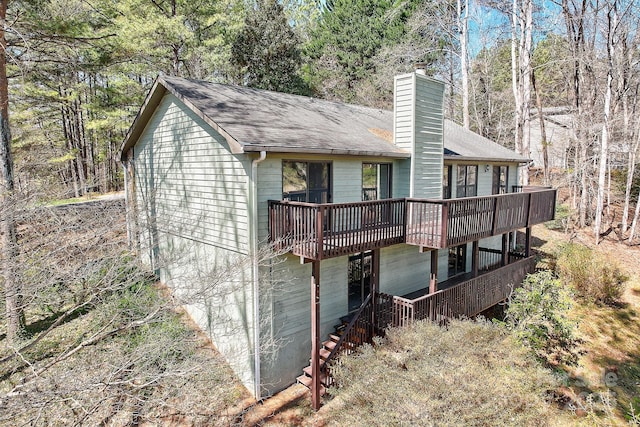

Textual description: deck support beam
[472,240,479,277]
[371,249,380,331]
[430,250,438,293]
[311,261,321,411]
[501,233,509,266]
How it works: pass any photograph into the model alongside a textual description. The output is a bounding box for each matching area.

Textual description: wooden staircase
[296,323,349,395]
[297,294,376,395]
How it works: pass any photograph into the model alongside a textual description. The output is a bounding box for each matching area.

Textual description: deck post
[429,249,438,294]
[501,233,509,266]
[316,206,324,260]
[525,227,531,257]
[440,203,449,247]
[472,240,479,277]
[311,261,321,411]
[372,249,380,330]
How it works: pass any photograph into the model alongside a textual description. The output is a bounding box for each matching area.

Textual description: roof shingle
[121,76,529,163]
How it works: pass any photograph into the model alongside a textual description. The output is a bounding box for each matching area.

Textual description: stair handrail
[322,292,374,370]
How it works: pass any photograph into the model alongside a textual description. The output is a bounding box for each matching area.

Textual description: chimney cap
[414,62,428,75]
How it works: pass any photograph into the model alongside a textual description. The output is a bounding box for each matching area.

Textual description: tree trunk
[510,0,521,153]
[0,0,25,343]
[531,69,549,185]
[595,71,612,243]
[511,0,533,185]
[595,3,617,244]
[458,0,469,129]
[629,188,640,244]
[622,130,639,234]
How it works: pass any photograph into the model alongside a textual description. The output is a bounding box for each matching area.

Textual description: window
[492,166,509,194]
[456,165,477,198]
[443,165,452,199]
[448,244,466,277]
[362,163,391,200]
[282,161,331,203]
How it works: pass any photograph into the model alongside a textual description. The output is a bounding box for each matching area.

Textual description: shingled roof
[120,76,529,163]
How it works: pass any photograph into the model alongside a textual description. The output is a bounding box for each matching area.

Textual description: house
[530,107,629,172]
[530,107,573,170]
[119,71,556,409]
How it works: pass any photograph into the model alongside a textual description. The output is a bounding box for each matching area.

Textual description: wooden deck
[378,256,537,327]
[405,188,556,248]
[269,187,556,260]
[269,198,406,260]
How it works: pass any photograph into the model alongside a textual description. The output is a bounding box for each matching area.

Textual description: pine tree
[231,0,309,94]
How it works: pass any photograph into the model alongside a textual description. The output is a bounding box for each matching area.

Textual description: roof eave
[443,155,531,164]
[119,76,245,162]
[242,144,411,159]
[119,77,166,162]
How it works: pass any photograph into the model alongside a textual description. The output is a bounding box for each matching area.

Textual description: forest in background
[2,0,640,346]
[1,2,640,424]
[3,0,640,236]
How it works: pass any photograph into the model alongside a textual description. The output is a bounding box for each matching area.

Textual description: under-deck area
[386,255,537,327]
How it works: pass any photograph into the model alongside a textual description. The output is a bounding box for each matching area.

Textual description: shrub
[545,203,571,231]
[554,243,627,305]
[504,270,582,367]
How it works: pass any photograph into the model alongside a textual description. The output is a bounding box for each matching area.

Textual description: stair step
[320,348,331,360]
[329,334,341,342]
[322,340,337,351]
[303,366,328,383]
[296,374,326,396]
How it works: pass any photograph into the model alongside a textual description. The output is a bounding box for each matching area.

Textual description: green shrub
[545,203,571,230]
[554,243,627,305]
[504,270,582,367]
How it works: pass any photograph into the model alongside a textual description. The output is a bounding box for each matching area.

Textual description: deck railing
[269,198,406,260]
[384,255,537,327]
[478,247,527,272]
[322,293,375,387]
[269,188,556,260]
[406,188,556,248]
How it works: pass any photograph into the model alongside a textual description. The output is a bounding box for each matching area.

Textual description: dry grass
[317,319,565,427]
[535,224,640,425]
[0,199,250,426]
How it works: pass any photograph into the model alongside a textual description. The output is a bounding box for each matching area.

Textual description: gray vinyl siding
[394,158,411,198]
[379,245,431,296]
[393,76,414,152]
[132,93,256,392]
[134,93,251,254]
[477,163,493,196]
[260,254,349,394]
[412,77,445,199]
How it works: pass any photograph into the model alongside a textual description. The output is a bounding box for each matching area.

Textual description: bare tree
[458,0,470,128]
[0,0,24,344]
[594,2,617,243]
[531,69,550,185]
[511,0,533,185]
[629,188,640,243]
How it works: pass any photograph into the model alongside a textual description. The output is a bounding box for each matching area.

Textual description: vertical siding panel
[394,73,445,199]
